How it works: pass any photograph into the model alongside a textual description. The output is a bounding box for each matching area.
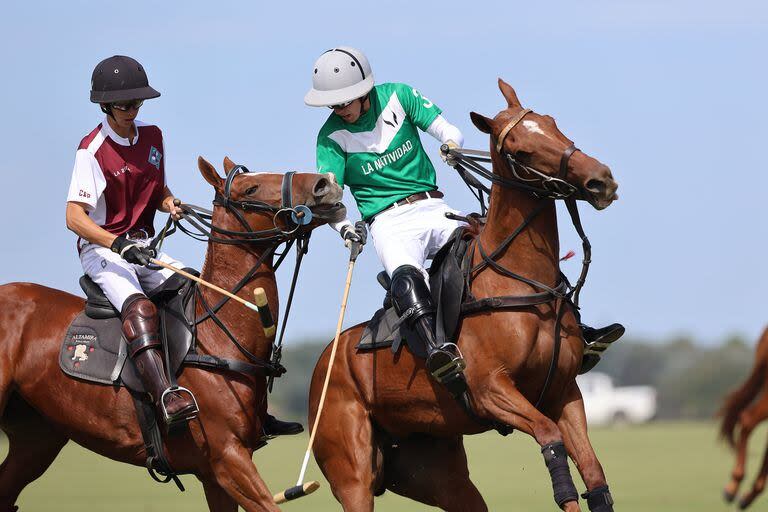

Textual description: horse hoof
[739,496,753,510]
[724,489,736,503]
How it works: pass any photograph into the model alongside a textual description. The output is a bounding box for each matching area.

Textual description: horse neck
[197,209,278,360]
[477,151,560,289]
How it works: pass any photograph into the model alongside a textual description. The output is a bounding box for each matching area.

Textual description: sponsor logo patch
[148,146,163,169]
[67,333,97,368]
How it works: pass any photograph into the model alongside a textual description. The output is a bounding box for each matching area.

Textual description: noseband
[214,165,313,240]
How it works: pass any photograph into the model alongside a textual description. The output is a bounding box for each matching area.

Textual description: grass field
[2,421,761,511]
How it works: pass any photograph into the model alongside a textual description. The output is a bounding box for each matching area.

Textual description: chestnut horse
[308,80,619,511]
[0,157,342,511]
[721,325,768,509]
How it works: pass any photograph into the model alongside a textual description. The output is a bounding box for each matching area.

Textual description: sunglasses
[328,100,354,110]
[110,100,144,112]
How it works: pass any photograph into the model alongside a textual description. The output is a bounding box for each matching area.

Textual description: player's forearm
[427,115,464,147]
[159,186,175,212]
[329,218,354,233]
[65,202,117,248]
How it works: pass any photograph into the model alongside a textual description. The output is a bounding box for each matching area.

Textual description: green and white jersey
[316,82,442,221]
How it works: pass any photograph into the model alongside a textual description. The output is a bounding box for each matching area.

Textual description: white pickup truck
[576,372,657,426]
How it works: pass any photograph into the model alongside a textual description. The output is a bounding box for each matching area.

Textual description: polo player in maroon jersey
[65,55,302,435]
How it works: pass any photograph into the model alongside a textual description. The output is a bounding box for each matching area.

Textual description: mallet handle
[253,288,276,338]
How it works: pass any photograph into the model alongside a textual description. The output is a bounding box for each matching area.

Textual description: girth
[461,281,569,315]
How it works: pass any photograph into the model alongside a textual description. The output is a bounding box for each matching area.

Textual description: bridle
[167,165,317,246]
[149,164,342,382]
[496,108,579,201]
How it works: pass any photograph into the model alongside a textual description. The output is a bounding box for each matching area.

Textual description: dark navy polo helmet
[90,55,160,104]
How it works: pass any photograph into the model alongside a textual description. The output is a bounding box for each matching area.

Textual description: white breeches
[369,197,466,280]
[79,241,185,312]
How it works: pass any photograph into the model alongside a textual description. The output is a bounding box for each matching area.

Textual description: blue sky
[0,0,765,344]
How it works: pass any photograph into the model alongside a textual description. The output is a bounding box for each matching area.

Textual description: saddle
[60,270,197,392]
[357,226,475,354]
[58,271,200,489]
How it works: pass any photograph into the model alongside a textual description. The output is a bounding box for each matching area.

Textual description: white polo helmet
[304,47,374,107]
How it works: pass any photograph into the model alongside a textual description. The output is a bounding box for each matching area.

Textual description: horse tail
[719,327,768,448]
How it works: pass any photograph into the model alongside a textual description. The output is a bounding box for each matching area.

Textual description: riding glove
[340,221,368,247]
[110,235,156,266]
[440,140,460,166]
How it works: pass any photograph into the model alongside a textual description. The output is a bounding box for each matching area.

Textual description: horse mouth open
[311,201,348,223]
[307,174,346,222]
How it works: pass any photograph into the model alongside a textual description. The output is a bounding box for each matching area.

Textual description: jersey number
[411,88,433,109]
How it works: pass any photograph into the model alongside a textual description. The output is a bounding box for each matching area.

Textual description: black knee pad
[541,441,579,507]
[390,265,434,320]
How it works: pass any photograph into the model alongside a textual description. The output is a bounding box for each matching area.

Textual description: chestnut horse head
[197,155,344,239]
[470,79,618,210]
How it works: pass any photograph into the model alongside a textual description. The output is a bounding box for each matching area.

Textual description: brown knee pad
[121,293,160,357]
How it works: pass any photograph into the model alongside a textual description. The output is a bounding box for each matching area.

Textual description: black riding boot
[390,266,466,393]
[579,322,625,374]
[122,294,198,427]
[263,414,304,438]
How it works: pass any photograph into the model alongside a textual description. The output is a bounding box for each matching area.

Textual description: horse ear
[470,112,493,134]
[498,78,521,108]
[198,156,223,191]
[223,156,236,174]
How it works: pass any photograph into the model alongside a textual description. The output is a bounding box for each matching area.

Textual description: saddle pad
[356,307,427,359]
[60,311,126,385]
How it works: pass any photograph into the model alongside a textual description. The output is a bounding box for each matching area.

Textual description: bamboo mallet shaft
[149,259,276,338]
[273,247,358,504]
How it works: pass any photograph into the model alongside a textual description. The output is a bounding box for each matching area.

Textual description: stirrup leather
[160,386,200,424]
[428,343,467,383]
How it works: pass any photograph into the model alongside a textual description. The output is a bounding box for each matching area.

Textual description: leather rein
[445,108,592,408]
[150,165,321,380]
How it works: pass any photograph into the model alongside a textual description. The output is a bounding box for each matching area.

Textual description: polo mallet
[273,240,362,504]
[148,258,275,337]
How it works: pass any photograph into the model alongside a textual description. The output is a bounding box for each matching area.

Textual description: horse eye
[245,186,259,196]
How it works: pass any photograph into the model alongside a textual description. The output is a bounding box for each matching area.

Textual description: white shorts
[79,241,185,312]
[369,197,466,280]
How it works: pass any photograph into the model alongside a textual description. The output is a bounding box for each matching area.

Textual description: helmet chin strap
[100,103,115,119]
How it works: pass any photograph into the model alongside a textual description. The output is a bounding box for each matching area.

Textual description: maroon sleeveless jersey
[67,117,166,238]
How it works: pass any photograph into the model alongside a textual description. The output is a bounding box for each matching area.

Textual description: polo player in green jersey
[305,47,624,389]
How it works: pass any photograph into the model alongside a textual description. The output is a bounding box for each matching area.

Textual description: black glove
[110,235,156,266]
[340,221,368,246]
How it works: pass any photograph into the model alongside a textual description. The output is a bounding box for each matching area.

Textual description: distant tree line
[267,335,757,422]
[597,335,754,419]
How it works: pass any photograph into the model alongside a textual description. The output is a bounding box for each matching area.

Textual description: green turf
[1,422,760,511]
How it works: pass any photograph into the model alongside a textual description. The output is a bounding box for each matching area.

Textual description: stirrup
[428,343,467,384]
[160,386,200,425]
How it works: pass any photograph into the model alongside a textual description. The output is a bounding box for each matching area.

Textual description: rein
[442,111,593,408]
[150,165,318,381]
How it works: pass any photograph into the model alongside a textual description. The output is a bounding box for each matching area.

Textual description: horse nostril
[585,179,606,197]
[313,177,330,197]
